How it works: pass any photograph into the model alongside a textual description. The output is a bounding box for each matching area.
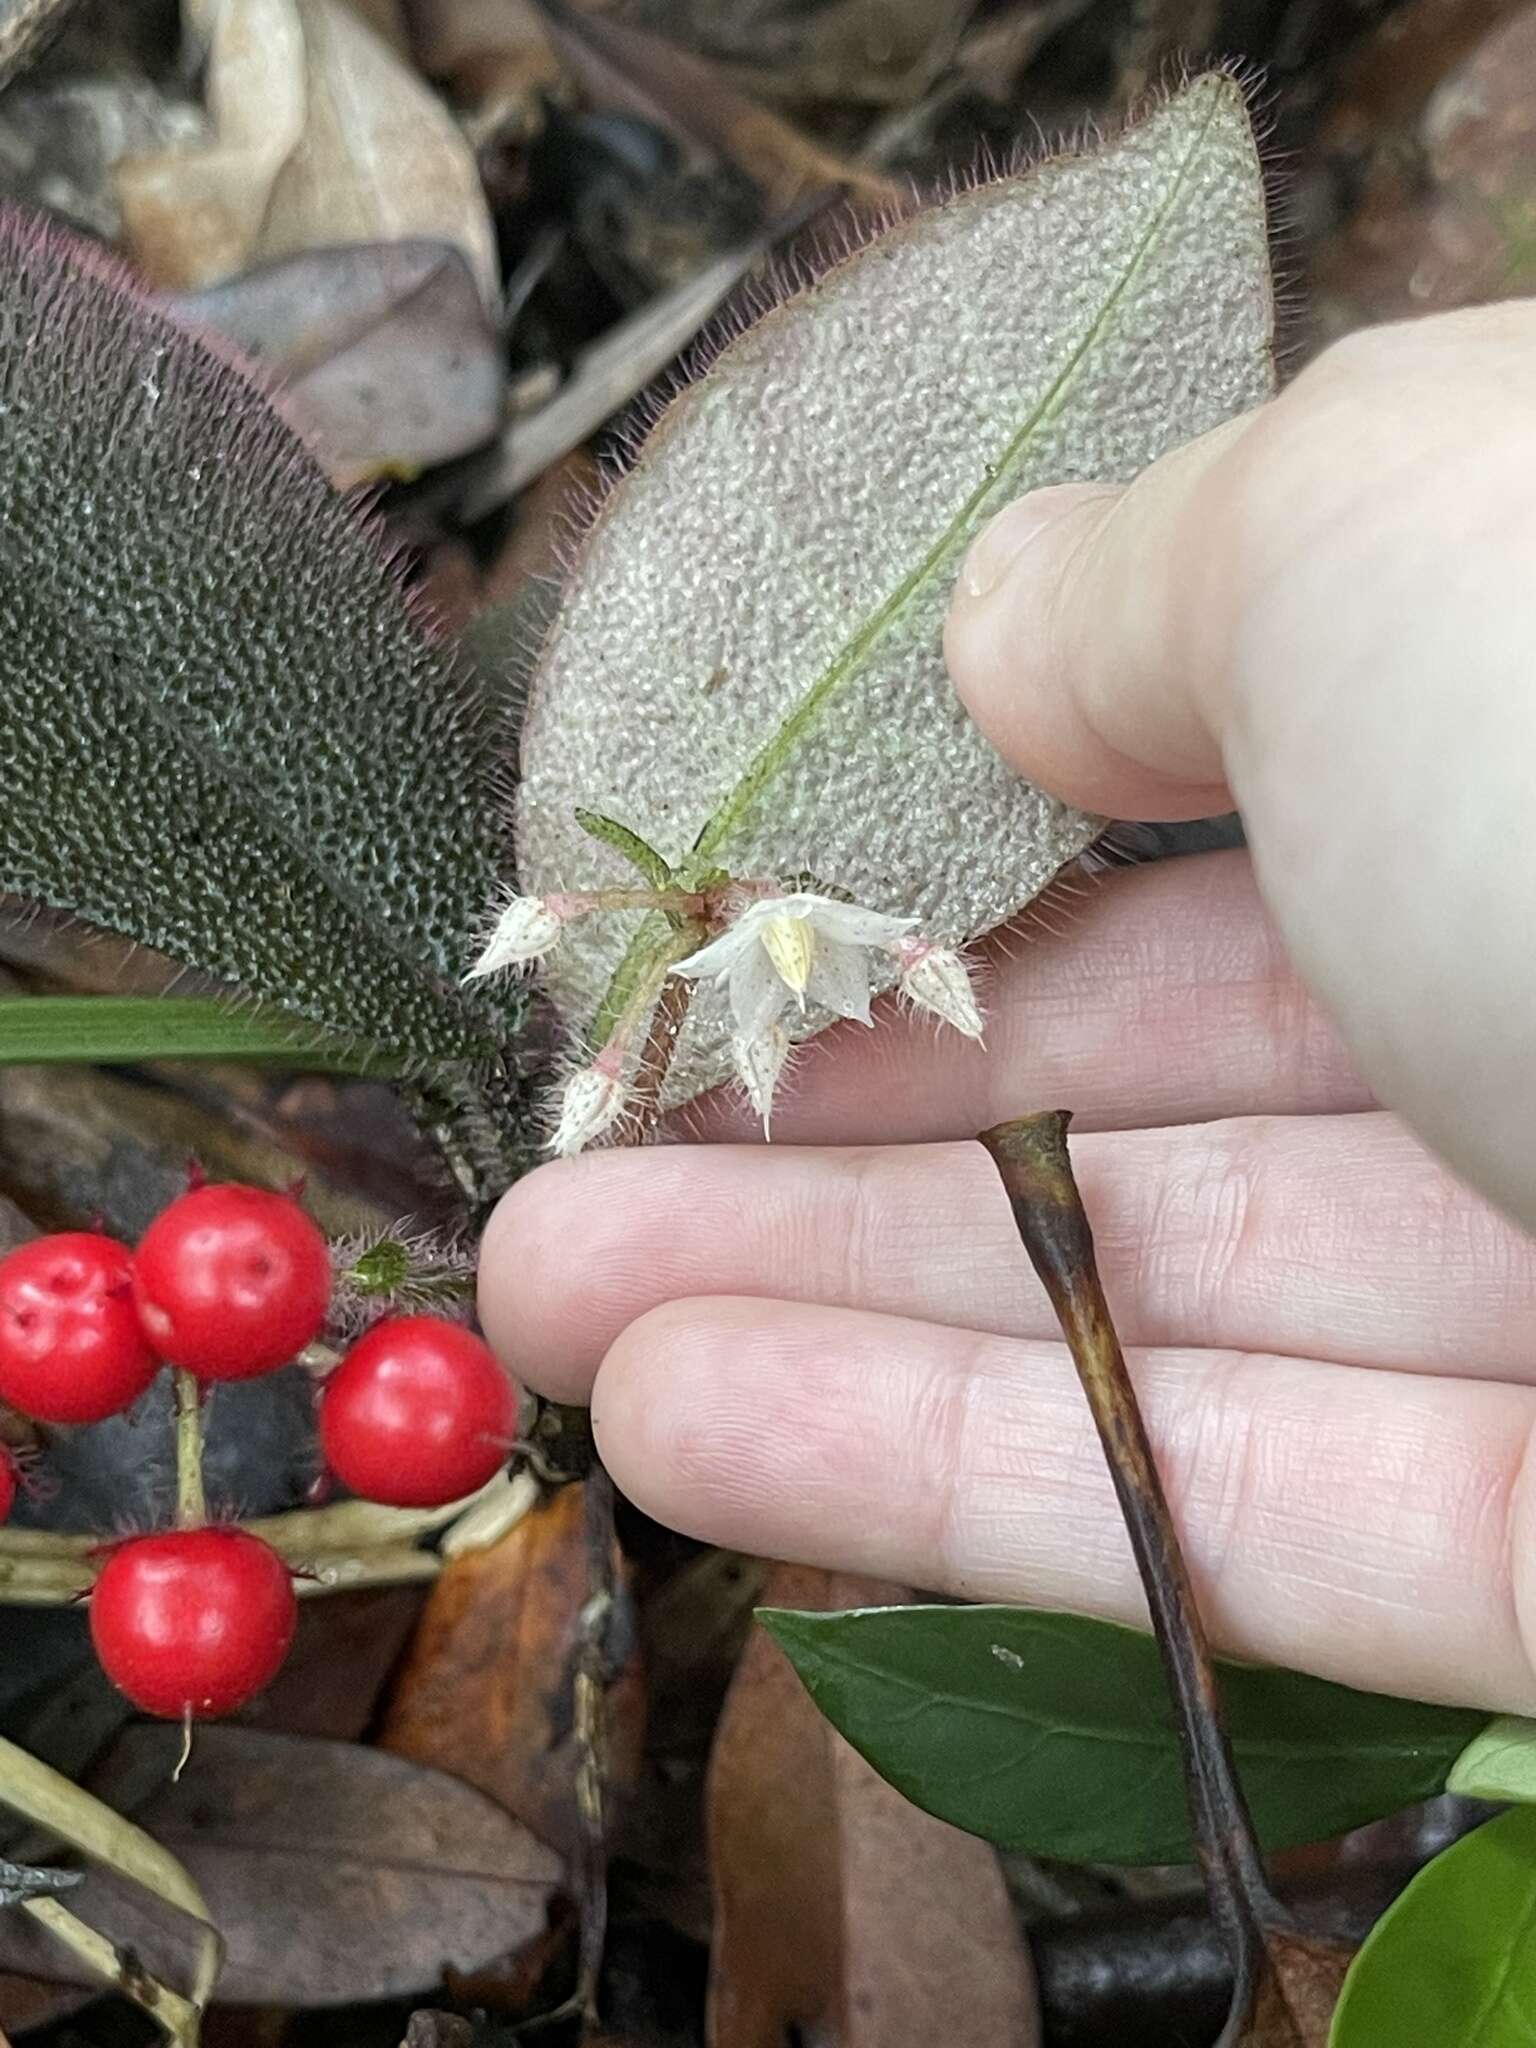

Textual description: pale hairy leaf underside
[0,209,515,1068]
[517,75,1275,1103]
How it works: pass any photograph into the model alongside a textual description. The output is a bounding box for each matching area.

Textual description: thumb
[944,310,1536,1235]
[943,416,1250,820]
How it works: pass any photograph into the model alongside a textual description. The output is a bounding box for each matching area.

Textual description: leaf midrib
[788,1635,1469,1768]
[693,87,1222,865]
[592,88,1223,1044]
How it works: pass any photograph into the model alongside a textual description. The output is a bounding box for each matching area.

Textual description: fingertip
[589,1297,743,1535]
[945,483,1129,805]
[946,433,1245,820]
[477,1159,601,1405]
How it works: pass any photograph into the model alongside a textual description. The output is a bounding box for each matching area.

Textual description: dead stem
[172,1368,206,1532]
[977,1111,1349,2046]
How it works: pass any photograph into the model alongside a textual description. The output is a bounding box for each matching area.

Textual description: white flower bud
[548,1058,627,1157]
[732,1025,791,1137]
[464,895,564,982]
[898,940,984,1041]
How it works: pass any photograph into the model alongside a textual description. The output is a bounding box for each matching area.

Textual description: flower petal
[805,938,874,1025]
[729,944,788,1039]
[671,924,750,982]
[807,899,915,949]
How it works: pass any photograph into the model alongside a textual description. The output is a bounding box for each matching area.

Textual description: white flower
[732,1024,791,1137]
[548,1056,627,1156]
[897,938,985,1042]
[464,894,564,982]
[671,892,914,1038]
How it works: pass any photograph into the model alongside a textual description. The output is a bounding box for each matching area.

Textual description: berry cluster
[0,1179,516,1723]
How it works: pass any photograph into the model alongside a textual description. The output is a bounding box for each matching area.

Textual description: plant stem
[978,1110,1347,2046]
[627,971,694,1140]
[172,1370,206,1532]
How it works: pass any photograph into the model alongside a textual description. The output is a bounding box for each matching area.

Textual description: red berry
[320,1317,517,1508]
[0,1452,15,1523]
[90,1528,296,1719]
[133,1184,331,1382]
[0,1234,160,1423]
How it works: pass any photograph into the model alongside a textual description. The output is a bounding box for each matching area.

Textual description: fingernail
[958,485,1116,601]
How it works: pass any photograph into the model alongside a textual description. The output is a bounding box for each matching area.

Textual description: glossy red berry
[320,1317,517,1508]
[90,1528,297,1719]
[133,1184,331,1382]
[0,1234,160,1423]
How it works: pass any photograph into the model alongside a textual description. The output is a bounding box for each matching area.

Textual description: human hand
[479,308,1536,1714]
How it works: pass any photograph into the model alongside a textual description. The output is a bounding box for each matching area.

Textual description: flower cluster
[469,882,985,1151]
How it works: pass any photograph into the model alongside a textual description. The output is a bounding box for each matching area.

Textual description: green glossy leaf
[0,207,519,1067]
[1447,1714,1536,1802]
[759,1605,1485,1865]
[0,997,389,1071]
[1330,1807,1536,2045]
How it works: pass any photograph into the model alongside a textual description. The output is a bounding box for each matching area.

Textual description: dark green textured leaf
[0,207,516,1065]
[0,996,387,1070]
[759,1605,1485,1865]
[1329,1807,1536,2045]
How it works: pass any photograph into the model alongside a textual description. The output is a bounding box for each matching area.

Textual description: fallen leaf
[0,1727,563,2007]
[118,0,497,301]
[609,0,981,108]
[170,239,505,485]
[408,0,566,142]
[380,1484,644,1861]
[116,0,306,289]
[264,0,499,299]
[706,1565,1040,2047]
[0,1728,219,2036]
[1240,1932,1351,2046]
[0,1976,88,2036]
[242,1586,428,1740]
[543,8,898,215]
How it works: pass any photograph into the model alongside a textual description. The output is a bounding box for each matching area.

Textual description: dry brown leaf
[408,0,566,141]
[264,0,499,298]
[118,0,497,300]
[1242,1934,1353,2046]
[543,8,898,215]
[171,239,505,485]
[379,1484,644,1860]
[706,1565,1040,2048]
[0,1974,88,2037]
[0,1727,562,2007]
[117,0,306,289]
[241,1586,428,1740]
[607,0,981,108]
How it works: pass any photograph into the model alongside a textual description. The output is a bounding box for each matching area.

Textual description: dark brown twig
[978,1111,1349,2046]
